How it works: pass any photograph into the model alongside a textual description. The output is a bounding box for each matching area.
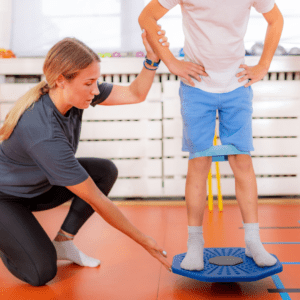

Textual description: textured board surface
[172,247,283,283]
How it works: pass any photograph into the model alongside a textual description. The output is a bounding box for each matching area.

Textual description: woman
[0,30,176,286]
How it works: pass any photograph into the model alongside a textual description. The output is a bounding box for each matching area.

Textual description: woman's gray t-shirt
[0,82,113,198]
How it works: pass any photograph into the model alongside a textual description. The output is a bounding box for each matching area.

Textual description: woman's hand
[141,25,169,62]
[141,235,172,271]
[237,63,269,87]
[67,177,172,271]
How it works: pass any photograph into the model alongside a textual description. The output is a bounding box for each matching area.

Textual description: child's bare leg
[228,154,258,223]
[180,156,212,271]
[228,154,276,267]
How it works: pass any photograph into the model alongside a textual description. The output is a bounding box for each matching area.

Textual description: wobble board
[172,247,283,282]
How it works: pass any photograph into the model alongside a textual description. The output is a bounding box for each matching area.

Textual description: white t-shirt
[158,0,275,93]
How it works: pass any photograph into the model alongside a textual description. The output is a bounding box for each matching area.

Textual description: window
[245,0,300,51]
[11,0,122,56]
[144,0,300,54]
[10,0,300,57]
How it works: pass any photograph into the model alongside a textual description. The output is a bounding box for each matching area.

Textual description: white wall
[121,0,145,52]
[0,0,12,49]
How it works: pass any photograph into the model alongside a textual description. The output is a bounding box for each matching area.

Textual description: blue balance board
[172,247,283,283]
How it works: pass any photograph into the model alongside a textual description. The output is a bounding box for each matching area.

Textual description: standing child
[139,0,284,270]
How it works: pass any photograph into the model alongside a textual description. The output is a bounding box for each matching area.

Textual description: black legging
[0,157,118,287]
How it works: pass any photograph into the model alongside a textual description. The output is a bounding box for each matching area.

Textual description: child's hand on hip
[168,59,208,87]
[237,64,269,87]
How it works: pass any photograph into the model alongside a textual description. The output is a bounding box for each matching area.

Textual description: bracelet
[143,61,158,71]
[145,56,161,67]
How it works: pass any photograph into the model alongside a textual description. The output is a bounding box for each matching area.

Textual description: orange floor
[0,199,300,300]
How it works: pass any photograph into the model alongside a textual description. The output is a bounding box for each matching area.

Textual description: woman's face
[62,61,101,110]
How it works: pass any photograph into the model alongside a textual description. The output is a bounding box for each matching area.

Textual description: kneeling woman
[0,31,172,286]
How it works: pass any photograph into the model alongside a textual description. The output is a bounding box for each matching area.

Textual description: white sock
[53,240,100,267]
[243,223,277,267]
[180,226,205,271]
[242,221,252,257]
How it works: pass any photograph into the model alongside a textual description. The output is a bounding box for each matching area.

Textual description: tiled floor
[0,200,299,300]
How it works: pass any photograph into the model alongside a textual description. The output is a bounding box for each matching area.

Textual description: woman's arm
[66,176,171,270]
[99,28,167,106]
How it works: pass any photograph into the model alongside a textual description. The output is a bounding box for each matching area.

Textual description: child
[139,0,284,270]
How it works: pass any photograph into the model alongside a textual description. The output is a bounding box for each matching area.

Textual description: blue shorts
[179,81,254,155]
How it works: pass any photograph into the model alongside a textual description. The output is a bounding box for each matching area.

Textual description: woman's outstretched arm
[66,176,171,270]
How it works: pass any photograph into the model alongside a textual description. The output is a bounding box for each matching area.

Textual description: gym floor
[0,199,299,300]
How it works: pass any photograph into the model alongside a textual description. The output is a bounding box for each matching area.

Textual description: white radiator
[162,80,300,196]
[1,57,300,197]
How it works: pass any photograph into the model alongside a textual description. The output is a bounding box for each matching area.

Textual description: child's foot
[245,246,252,257]
[245,240,277,267]
[244,223,277,267]
[180,226,205,271]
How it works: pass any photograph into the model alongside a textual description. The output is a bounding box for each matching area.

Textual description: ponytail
[0,37,100,143]
[0,80,49,142]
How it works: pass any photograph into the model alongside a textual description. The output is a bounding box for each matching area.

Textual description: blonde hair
[0,37,100,142]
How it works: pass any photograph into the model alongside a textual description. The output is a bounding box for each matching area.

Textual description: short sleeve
[27,139,89,186]
[252,0,275,13]
[158,0,180,10]
[91,82,113,107]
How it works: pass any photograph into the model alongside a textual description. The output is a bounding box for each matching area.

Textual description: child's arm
[237,4,284,87]
[138,0,208,87]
